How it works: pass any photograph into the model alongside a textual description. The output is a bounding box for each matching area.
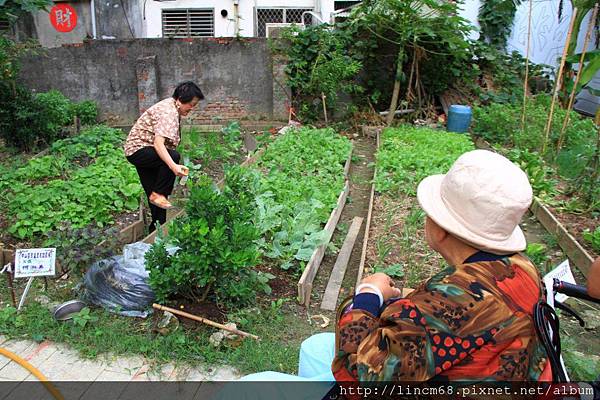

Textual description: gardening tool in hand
[152,303,259,340]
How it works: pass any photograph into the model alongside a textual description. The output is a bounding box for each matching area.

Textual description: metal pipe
[233,0,240,36]
[90,0,97,39]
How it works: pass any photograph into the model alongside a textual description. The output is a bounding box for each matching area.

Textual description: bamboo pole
[152,303,259,340]
[542,8,578,156]
[520,0,534,138]
[556,4,598,156]
[321,92,328,125]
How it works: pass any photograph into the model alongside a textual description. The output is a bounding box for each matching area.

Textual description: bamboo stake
[557,4,598,156]
[321,92,328,125]
[152,303,259,340]
[542,8,578,155]
[6,270,17,308]
[520,0,534,138]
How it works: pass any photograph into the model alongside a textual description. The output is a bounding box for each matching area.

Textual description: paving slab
[0,338,241,385]
[21,341,57,369]
[132,363,176,382]
[30,346,104,381]
[0,340,36,371]
[99,354,145,376]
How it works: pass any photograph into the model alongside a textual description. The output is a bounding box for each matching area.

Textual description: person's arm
[154,135,185,176]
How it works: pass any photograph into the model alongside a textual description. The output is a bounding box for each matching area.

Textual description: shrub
[73,100,98,125]
[0,82,49,151]
[36,90,75,136]
[146,167,269,307]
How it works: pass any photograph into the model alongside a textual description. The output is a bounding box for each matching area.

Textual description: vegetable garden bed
[0,124,248,269]
[361,126,474,287]
[472,96,599,266]
[360,124,599,380]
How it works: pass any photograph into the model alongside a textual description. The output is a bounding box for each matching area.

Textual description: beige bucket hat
[417,149,533,253]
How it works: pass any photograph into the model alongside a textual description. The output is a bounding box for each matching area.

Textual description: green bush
[472,95,596,158]
[36,90,75,136]
[472,95,598,210]
[146,167,269,307]
[0,82,50,151]
[73,100,98,125]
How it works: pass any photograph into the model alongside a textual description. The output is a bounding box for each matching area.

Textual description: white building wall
[459,0,596,68]
[144,0,596,69]
[145,0,321,38]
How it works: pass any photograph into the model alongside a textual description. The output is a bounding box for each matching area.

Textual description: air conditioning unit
[265,23,302,38]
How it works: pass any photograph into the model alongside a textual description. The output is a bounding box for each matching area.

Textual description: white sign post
[14,248,56,311]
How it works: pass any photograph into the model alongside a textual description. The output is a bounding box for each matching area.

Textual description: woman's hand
[358,272,402,300]
[172,165,189,177]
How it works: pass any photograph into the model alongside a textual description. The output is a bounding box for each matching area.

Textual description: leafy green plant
[36,90,75,136]
[478,0,521,50]
[178,123,242,165]
[72,307,98,329]
[252,128,351,271]
[375,126,474,194]
[376,263,404,279]
[276,24,362,122]
[582,227,600,253]
[469,42,552,106]
[45,222,121,275]
[0,82,51,151]
[525,243,550,271]
[504,148,558,199]
[73,100,98,125]
[473,95,597,211]
[2,126,140,239]
[146,167,268,307]
[348,0,473,123]
[0,0,51,25]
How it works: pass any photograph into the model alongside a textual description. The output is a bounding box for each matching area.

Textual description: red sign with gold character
[49,4,77,33]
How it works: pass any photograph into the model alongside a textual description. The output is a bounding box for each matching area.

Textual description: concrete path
[0,336,241,382]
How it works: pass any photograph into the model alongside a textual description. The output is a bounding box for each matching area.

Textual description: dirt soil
[547,205,599,259]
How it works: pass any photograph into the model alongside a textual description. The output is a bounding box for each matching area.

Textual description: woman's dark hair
[172,81,205,103]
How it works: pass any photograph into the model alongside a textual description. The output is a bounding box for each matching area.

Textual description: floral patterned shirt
[124,97,180,157]
[333,254,549,382]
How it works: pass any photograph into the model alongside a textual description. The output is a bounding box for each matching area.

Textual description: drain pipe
[90,0,97,39]
[233,0,240,36]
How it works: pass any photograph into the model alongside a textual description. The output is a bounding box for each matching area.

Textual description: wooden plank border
[141,147,266,245]
[297,180,350,306]
[320,216,363,311]
[472,135,594,277]
[355,128,381,288]
[343,147,353,179]
[530,198,594,277]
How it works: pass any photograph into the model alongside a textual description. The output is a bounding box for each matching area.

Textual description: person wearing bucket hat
[332,149,551,382]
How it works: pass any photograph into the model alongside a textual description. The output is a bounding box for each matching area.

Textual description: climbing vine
[478,0,522,49]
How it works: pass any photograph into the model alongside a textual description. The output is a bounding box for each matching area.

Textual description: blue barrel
[447,105,472,133]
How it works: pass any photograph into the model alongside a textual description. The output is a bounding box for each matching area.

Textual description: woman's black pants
[126,146,180,230]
